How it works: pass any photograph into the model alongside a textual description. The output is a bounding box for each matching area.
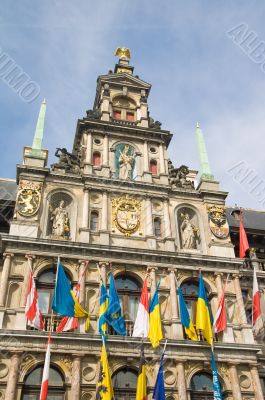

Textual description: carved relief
[83,366,96,382]
[112,196,141,236]
[208,205,229,239]
[59,356,73,372]
[16,180,42,217]
[0,363,8,379]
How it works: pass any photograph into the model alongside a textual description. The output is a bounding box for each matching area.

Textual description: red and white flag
[40,335,51,400]
[25,271,44,330]
[213,290,226,334]
[239,208,249,258]
[252,268,263,334]
[56,283,80,333]
[132,278,149,338]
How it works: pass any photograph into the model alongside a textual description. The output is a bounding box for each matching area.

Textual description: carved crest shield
[112,196,141,236]
[16,180,42,217]
[208,205,229,239]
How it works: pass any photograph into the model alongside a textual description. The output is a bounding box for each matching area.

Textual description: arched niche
[44,190,77,241]
[6,282,20,308]
[176,206,201,251]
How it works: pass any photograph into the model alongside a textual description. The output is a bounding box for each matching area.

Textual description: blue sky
[0,1,264,209]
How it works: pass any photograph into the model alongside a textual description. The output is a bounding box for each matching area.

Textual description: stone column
[215,273,223,299]
[250,364,264,400]
[5,352,21,400]
[82,189,89,229]
[145,197,153,236]
[159,143,165,174]
[0,253,13,307]
[70,355,82,400]
[20,255,34,307]
[79,261,88,306]
[233,274,247,324]
[85,131,92,164]
[163,199,171,238]
[169,269,183,339]
[103,134,109,166]
[176,361,187,400]
[228,363,242,400]
[149,267,157,297]
[99,262,107,285]
[143,141,149,172]
[101,191,108,231]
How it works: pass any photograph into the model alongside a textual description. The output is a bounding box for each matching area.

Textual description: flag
[196,272,213,346]
[152,350,165,400]
[252,267,263,334]
[40,335,51,400]
[239,208,249,258]
[56,282,81,333]
[25,271,44,330]
[52,263,90,331]
[213,288,226,334]
[148,281,163,348]
[133,278,149,338]
[178,287,198,340]
[105,272,126,336]
[96,341,114,400]
[136,346,147,400]
[99,279,108,337]
[211,351,223,400]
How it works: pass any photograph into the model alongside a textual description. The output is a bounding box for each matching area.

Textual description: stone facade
[0,53,264,399]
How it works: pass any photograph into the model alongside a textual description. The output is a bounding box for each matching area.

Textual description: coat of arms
[112,196,141,236]
[16,180,42,217]
[208,205,229,239]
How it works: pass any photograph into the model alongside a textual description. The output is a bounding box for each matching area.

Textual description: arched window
[180,280,213,341]
[190,372,216,400]
[93,151,101,166]
[150,159,158,175]
[112,275,141,335]
[90,210,99,231]
[22,365,65,399]
[113,367,138,400]
[154,217,162,237]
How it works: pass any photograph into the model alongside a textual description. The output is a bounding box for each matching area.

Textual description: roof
[0,178,17,202]
[226,207,265,231]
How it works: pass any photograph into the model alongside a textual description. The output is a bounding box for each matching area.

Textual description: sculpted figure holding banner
[118,144,135,180]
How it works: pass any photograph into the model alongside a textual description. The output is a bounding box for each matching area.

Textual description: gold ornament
[208,205,229,239]
[16,180,42,217]
[112,195,141,236]
[115,47,131,60]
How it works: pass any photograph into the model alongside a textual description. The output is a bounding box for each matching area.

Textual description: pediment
[98,73,151,90]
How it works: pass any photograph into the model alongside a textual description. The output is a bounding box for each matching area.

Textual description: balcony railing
[241,259,265,271]
[27,314,63,332]
[108,320,134,336]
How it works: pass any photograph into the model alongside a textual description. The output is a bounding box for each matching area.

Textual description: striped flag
[136,346,147,400]
[239,208,249,258]
[133,278,149,338]
[40,335,51,400]
[25,271,44,330]
[213,277,228,334]
[252,267,263,334]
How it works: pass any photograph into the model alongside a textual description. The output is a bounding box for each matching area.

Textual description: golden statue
[115,47,131,60]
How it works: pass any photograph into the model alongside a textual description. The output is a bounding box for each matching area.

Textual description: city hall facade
[0,50,265,399]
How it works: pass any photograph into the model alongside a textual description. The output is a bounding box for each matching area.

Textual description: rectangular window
[126,112,134,122]
[113,110,121,120]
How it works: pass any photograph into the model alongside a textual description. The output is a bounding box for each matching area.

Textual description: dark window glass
[90,211,99,231]
[154,217,161,237]
[22,365,65,399]
[93,152,101,166]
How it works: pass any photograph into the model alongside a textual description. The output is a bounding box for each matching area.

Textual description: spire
[195,123,214,181]
[31,99,46,156]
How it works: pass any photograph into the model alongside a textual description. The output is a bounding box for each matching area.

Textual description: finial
[31,99,46,154]
[115,47,131,60]
[195,123,214,181]
[196,122,200,128]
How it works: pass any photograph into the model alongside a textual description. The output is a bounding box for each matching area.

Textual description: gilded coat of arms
[208,205,229,239]
[16,180,42,217]
[112,196,141,236]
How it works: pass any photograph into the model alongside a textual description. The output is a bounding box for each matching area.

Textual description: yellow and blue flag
[178,287,198,341]
[98,279,108,338]
[148,281,163,348]
[196,272,213,346]
[105,272,126,336]
[96,341,114,400]
[211,351,223,399]
[136,345,147,400]
[52,263,89,330]
[152,349,165,400]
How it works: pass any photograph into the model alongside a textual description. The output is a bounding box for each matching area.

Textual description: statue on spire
[115,47,131,60]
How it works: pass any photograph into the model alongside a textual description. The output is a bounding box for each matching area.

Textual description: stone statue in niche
[52,148,80,174]
[169,162,194,189]
[49,200,70,239]
[118,144,136,180]
[180,213,199,249]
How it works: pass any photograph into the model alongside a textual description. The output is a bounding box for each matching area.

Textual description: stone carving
[83,366,96,382]
[118,144,136,180]
[103,83,110,96]
[59,356,73,372]
[86,108,101,119]
[149,117,162,129]
[208,205,229,239]
[0,363,8,378]
[112,196,141,236]
[16,180,42,217]
[180,213,199,249]
[52,147,80,174]
[169,162,194,189]
[50,200,70,239]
